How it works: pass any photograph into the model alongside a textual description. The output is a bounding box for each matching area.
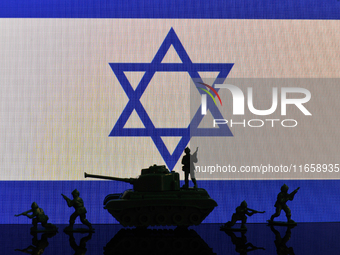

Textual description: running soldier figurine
[181,147,198,189]
[15,202,58,232]
[62,189,94,232]
[268,184,300,225]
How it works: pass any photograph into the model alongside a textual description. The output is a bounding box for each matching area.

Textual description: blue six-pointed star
[109,28,234,170]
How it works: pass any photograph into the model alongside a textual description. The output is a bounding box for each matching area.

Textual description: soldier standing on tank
[15,202,57,231]
[181,147,198,189]
[62,189,94,231]
[269,184,300,224]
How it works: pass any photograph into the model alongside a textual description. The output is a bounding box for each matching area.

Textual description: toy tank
[84,165,217,227]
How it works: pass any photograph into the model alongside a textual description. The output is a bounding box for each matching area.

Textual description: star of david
[109,28,234,170]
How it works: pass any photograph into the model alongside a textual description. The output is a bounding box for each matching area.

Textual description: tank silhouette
[84,165,217,227]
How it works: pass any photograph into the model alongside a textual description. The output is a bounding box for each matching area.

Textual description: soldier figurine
[15,202,58,232]
[221,201,265,231]
[268,184,300,225]
[62,189,94,232]
[181,147,198,189]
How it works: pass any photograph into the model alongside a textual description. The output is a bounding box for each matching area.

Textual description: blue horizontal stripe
[109,128,235,136]
[2,179,340,224]
[109,63,234,72]
[0,0,340,19]
[110,128,189,137]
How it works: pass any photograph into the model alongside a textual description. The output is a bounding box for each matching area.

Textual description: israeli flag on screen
[1,0,340,224]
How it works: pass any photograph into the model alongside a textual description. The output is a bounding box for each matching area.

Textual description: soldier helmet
[72,189,80,196]
[31,202,38,209]
[281,184,289,192]
[241,200,247,208]
[184,147,191,154]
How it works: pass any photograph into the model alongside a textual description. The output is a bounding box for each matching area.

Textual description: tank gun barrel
[84,172,136,184]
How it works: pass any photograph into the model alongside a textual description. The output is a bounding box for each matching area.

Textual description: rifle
[15,209,31,217]
[247,208,265,214]
[62,194,71,203]
[292,187,300,195]
[289,187,300,200]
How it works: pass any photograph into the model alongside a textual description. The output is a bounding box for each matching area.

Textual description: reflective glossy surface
[2,223,339,254]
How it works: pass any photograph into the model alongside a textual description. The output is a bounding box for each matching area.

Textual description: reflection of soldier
[270,225,295,255]
[62,189,93,231]
[223,201,265,230]
[15,202,57,231]
[270,185,300,224]
[181,147,198,189]
[66,232,92,255]
[15,232,56,255]
[226,231,265,255]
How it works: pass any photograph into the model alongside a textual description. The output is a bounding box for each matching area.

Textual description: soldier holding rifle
[269,184,300,224]
[62,189,94,232]
[15,202,57,231]
[222,200,265,230]
[182,147,198,189]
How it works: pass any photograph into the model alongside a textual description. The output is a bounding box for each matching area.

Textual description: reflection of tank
[85,165,217,227]
[104,228,216,255]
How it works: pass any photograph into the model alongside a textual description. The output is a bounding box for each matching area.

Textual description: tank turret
[85,165,217,227]
[85,165,180,192]
[84,172,136,184]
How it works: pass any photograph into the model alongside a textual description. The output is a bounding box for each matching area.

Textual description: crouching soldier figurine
[62,189,94,232]
[15,202,58,232]
[221,201,265,231]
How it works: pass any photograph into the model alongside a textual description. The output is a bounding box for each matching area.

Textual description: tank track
[108,205,213,227]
